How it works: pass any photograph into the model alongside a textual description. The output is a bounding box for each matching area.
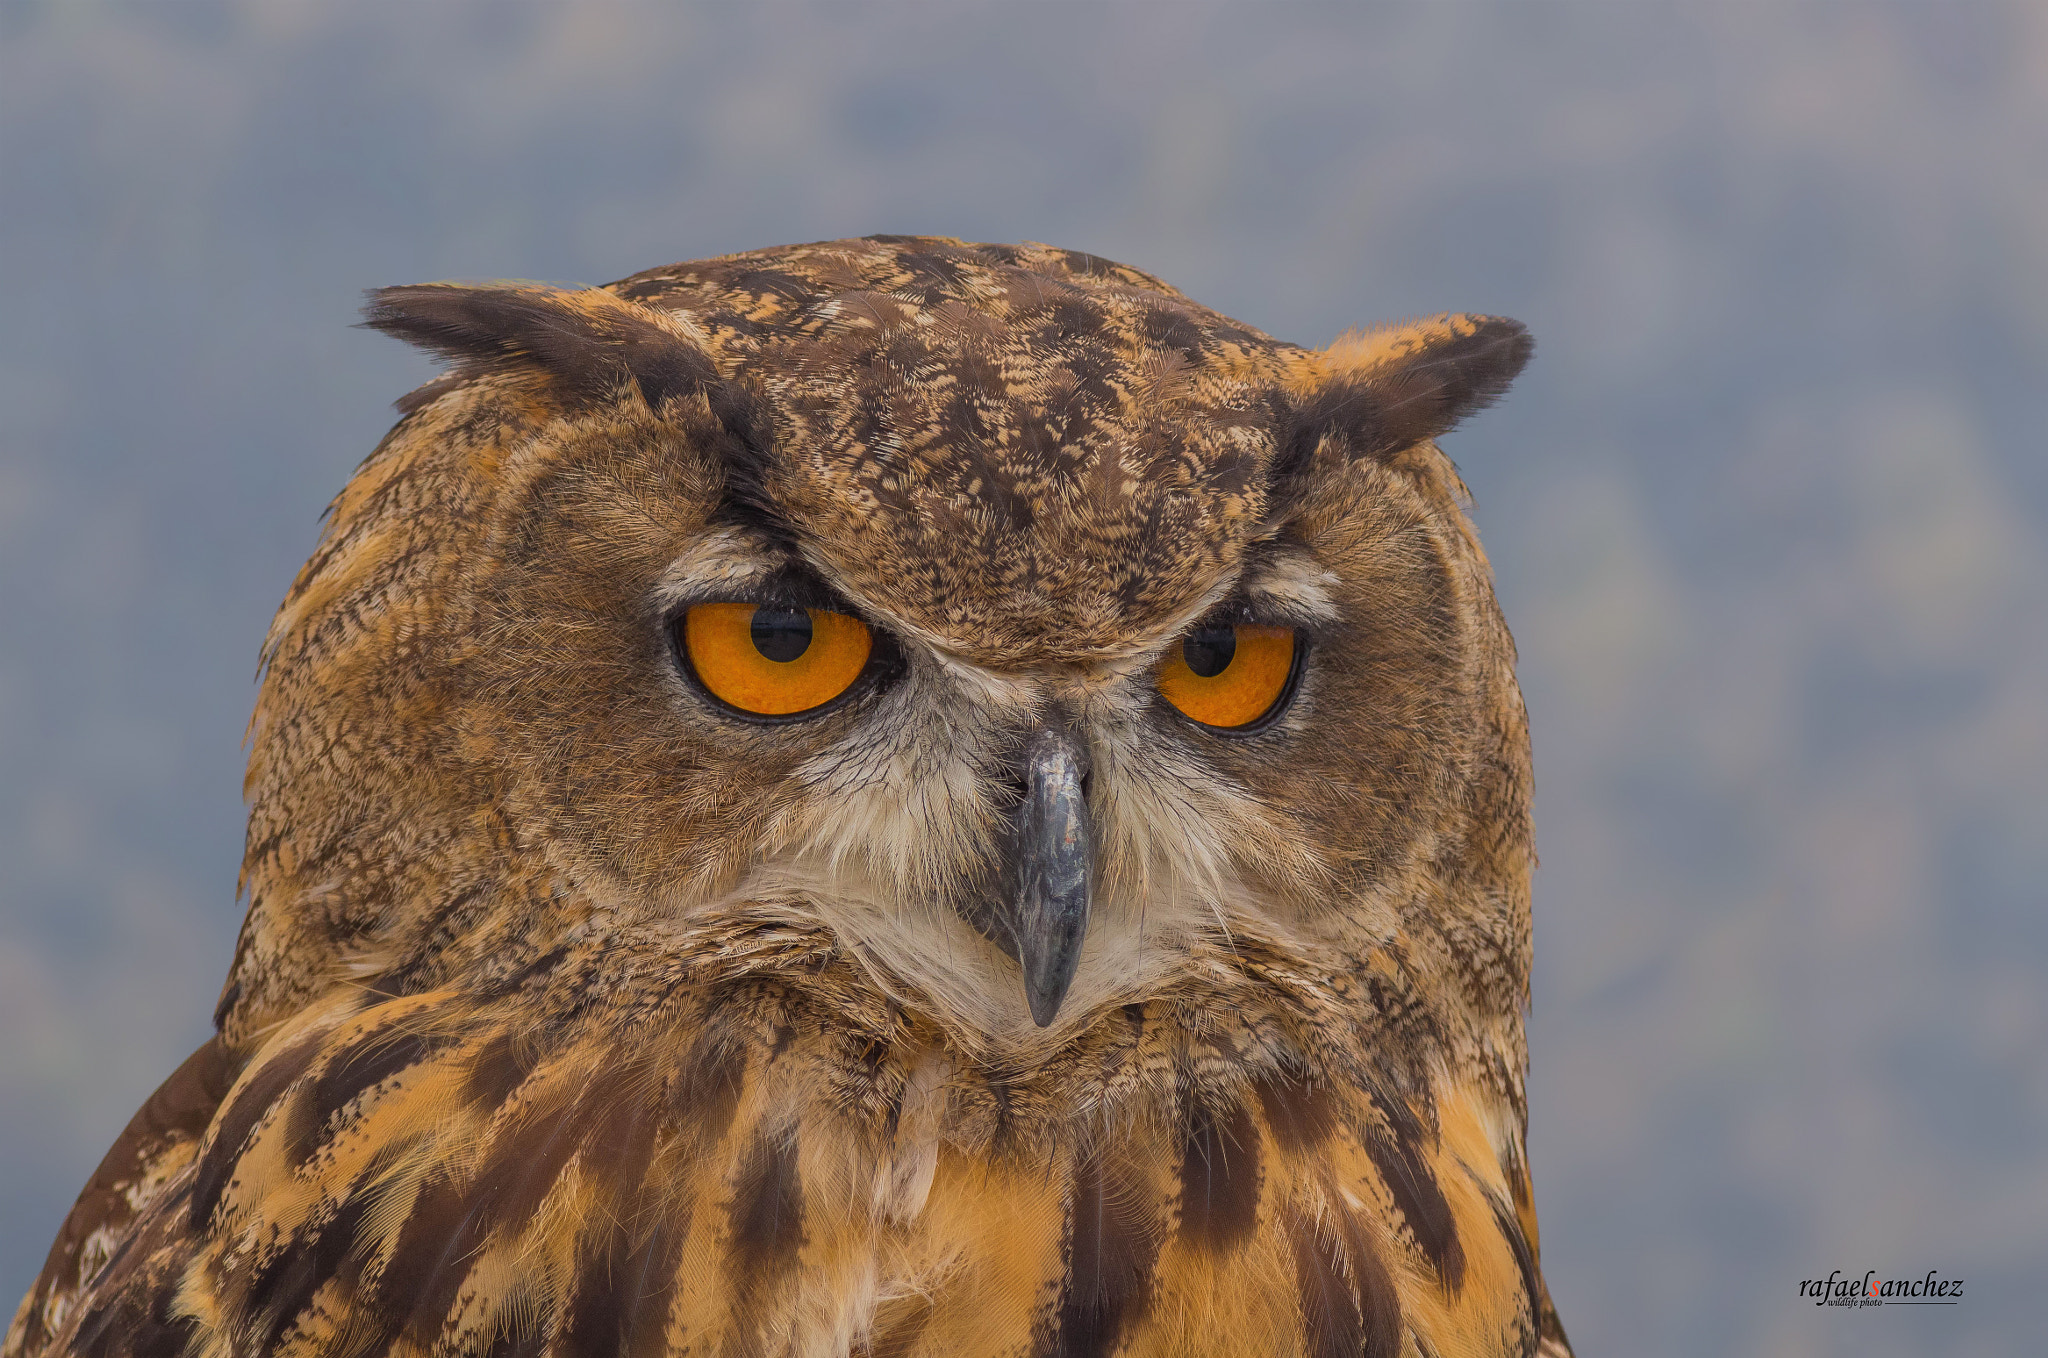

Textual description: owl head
[221,237,1532,1062]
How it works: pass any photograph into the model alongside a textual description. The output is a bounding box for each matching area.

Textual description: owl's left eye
[1155,623,1302,732]
[677,602,881,719]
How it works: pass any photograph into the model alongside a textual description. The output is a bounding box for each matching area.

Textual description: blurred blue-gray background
[3,4,2044,1354]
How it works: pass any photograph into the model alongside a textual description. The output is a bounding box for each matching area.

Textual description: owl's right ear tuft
[1274,314,1532,489]
[362,283,721,416]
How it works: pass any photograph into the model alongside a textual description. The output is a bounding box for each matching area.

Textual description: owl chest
[634,1048,1543,1358]
[172,993,1539,1358]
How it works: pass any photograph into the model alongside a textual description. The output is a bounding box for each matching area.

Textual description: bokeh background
[4,3,2044,1354]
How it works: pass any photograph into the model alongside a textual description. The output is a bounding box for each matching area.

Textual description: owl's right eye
[677,602,879,719]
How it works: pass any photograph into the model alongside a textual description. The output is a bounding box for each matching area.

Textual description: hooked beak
[1008,726,1094,1026]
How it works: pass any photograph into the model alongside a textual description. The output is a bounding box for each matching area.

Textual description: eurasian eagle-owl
[9,237,1570,1358]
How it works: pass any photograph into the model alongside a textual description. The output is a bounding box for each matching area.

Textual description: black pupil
[750,607,814,663]
[1183,626,1237,678]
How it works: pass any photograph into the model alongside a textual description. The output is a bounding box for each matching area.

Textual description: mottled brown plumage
[10,237,1569,1358]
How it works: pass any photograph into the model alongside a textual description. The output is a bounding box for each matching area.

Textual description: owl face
[233,239,1530,1051]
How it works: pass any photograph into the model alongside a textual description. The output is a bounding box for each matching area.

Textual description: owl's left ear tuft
[362,283,720,416]
[1279,314,1532,478]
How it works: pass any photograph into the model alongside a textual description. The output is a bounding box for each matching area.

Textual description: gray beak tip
[1016,880,1088,1027]
[1011,726,1094,1030]
[1026,977,1071,1028]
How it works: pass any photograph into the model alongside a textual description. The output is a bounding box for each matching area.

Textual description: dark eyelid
[669,566,859,618]
[1196,540,1330,638]
[1188,596,1323,645]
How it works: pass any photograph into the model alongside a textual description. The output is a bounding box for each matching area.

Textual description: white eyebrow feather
[1242,550,1341,623]
[651,527,784,609]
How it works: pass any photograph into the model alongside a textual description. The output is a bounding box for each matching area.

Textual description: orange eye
[1155,623,1298,730]
[682,602,875,717]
